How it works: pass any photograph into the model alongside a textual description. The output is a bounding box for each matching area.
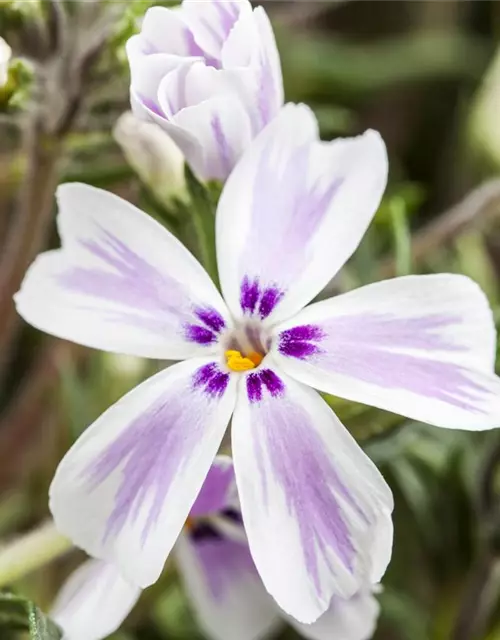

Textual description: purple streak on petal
[260,369,285,397]
[246,369,284,403]
[190,521,222,541]
[313,313,488,413]
[213,1,240,38]
[193,363,230,398]
[58,225,195,336]
[279,324,325,359]
[258,286,284,319]
[246,372,263,403]
[86,365,227,545]
[184,324,217,345]
[211,114,232,179]
[239,277,285,318]
[253,394,360,595]
[138,94,166,119]
[191,536,255,602]
[221,507,243,525]
[243,144,344,286]
[190,460,236,517]
[194,307,226,333]
[240,276,260,315]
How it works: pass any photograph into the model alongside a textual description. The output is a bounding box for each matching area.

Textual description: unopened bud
[113,111,186,205]
[0,37,12,88]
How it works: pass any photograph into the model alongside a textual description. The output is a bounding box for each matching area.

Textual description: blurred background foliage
[2,1,500,639]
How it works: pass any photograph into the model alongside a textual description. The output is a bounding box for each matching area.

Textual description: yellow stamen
[184,516,195,531]
[225,349,263,372]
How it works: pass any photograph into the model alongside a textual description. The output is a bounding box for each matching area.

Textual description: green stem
[0,521,73,587]
[390,196,412,276]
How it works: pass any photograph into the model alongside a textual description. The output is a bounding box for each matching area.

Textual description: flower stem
[183,167,220,288]
[0,520,73,587]
[389,196,412,276]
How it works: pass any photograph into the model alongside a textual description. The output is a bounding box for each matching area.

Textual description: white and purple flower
[52,457,380,640]
[15,104,500,624]
[127,0,283,181]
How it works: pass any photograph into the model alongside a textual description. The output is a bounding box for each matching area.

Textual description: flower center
[221,320,270,372]
[225,350,264,372]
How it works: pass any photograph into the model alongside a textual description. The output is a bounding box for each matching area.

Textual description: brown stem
[379,179,500,279]
[0,116,63,382]
[0,340,78,492]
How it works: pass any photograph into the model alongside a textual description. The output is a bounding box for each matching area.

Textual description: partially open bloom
[0,37,11,87]
[52,458,380,640]
[127,0,283,181]
[113,111,186,205]
[15,105,500,623]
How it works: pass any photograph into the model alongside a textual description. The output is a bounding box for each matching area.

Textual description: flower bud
[0,37,12,87]
[113,111,187,205]
[126,0,283,182]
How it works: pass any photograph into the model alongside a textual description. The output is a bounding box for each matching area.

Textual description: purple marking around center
[280,313,490,413]
[240,276,284,319]
[184,306,226,346]
[246,368,284,403]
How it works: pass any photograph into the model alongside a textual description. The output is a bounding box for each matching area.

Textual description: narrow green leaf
[0,593,62,639]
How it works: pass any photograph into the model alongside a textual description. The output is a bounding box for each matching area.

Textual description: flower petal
[216,104,387,325]
[15,183,229,360]
[157,63,253,181]
[190,455,237,518]
[176,532,282,640]
[222,6,283,129]
[274,274,500,430]
[51,559,140,640]
[182,0,250,61]
[138,6,195,57]
[231,367,393,623]
[50,358,237,588]
[289,588,380,640]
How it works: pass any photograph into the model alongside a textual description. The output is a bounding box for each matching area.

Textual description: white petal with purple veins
[222,7,284,130]
[138,6,194,57]
[157,63,253,181]
[289,588,380,640]
[216,104,388,325]
[176,532,282,640]
[51,559,141,640]
[274,274,500,430]
[182,0,250,61]
[15,184,230,360]
[50,358,237,588]
[231,367,393,623]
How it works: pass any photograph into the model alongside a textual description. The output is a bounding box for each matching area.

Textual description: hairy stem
[0,521,72,587]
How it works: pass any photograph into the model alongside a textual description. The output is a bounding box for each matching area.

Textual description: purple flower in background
[52,458,380,640]
[127,0,283,181]
[15,104,500,623]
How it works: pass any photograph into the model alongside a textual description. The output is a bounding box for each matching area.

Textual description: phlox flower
[15,104,500,623]
[52,457,380,640]
[128,0,283,181]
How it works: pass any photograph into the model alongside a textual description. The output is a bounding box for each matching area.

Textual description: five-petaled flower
[15,104,500,624]
[52,457,380,640]
[127,0,283,182]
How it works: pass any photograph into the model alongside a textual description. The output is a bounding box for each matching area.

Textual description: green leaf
[184,166,220,288]
[0,592,62,639]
